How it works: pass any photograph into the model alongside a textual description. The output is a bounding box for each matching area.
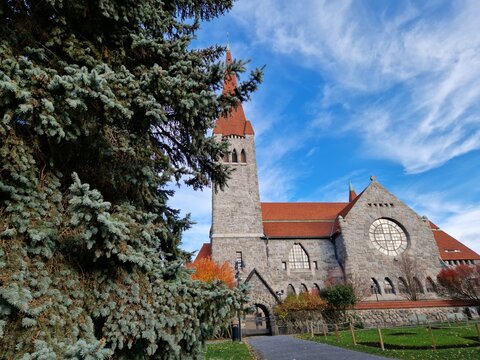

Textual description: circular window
[369,218,407,256]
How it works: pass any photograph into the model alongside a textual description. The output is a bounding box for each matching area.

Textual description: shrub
[274,292,326,320]
[319,283,357,310]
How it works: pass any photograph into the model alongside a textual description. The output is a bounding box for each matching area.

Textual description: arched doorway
[243,303,272,336]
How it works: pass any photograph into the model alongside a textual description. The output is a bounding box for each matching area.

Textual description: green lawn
[298,323,480,360]
[205,340,253,360]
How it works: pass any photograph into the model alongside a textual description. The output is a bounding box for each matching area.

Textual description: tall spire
[213,45,254,136]
[349,181,357,202]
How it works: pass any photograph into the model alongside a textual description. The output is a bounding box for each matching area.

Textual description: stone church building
[195,50,480,329]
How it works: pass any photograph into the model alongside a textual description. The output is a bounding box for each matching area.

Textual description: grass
[298,323,480,360]
[205,340,254,360]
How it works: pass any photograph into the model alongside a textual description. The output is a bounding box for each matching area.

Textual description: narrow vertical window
[384,277,395,294]
[232,149,238,163]
[371,278,381,295]
[287,284,296,295]
[300,284,308,293]
[413,277,424,293]
[240,149,247,163]
[398,277,407,293]
[282,262,287,270]
[426,277,436,293]
[236,251,243,268]
[313,261,318,270]
[312,283,321,295]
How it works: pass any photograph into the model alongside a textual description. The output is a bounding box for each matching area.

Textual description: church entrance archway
[243,303,272,336]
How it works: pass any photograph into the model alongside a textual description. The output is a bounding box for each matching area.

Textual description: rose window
[369,218,407,256]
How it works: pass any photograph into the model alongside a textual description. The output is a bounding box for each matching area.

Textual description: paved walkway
[248,335,393,360]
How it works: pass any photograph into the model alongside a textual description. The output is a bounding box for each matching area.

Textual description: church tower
[211,49,265,268]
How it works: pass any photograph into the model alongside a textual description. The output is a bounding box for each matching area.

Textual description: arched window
[413,277,424,293]
[287,284,296,296]
[300,283,308,293]
[384,277,395,294]
[425,277,436,293]
[312,283,321,295]
[223,152,230,162]
[240,149,247,163]
[288,244,310,269]
[371,278,381,295]
[232,149,238,163]
[398,277,408,293]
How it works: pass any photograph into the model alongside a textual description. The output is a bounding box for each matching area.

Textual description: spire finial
[348,181,357,202]
[226,32,230,51]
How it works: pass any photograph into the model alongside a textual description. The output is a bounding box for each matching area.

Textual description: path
[248,335,393,360]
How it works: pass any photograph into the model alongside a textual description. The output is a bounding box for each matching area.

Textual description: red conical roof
[213,50,254,136]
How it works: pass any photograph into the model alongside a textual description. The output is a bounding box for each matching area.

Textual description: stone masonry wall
[265,238,343,295]
[350,306,474,328]
[337,179,443,302]
[211,134,263,237]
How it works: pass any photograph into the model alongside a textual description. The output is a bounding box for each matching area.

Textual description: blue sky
[170,0,480,255]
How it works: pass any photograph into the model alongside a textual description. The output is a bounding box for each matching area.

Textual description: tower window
[240,149,247,163]
[232,149,238,163]
[223,152,230,162]
[288,244,310,269]
[282,262,287,270]
[313,261,318,270]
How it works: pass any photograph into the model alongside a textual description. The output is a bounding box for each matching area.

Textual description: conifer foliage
[0,1,261,358]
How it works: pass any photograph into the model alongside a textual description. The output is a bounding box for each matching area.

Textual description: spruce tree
[0,1,261,358]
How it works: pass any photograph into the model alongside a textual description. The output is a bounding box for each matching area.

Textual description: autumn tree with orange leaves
[187,258,236,288]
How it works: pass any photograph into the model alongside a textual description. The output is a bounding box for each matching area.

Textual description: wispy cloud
[397,189,480,254]
[232,0,480,173]
[442,208,480,255]
[297,169,368,202]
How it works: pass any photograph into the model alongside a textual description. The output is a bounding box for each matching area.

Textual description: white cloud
[441,209,480,255]
[231,0,480,173]
[258,164,296,202]
[398,190,480,255]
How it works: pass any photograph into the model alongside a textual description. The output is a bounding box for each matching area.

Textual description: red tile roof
[213,50,254,137]
[261,202,347,238]
[261,202,347,221]
[432,228,480,260]
[260,201,479,261]
[213,109,254,136]
[263,221,333,238]
[193,243,212,264]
